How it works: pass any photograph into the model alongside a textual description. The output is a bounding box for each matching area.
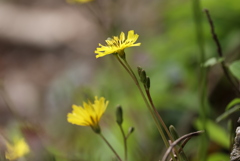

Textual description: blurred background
[0,0,240,160]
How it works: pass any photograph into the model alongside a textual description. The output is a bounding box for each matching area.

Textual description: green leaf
[207,152,229,161]
[226,98,240,110]
[202,57,224,67]
[194,119,229,149]
[216,105,240,122]
[229,60,240,80]
[169,125,189,161]
[216,98,240,122]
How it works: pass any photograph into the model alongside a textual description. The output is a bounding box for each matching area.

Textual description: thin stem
[119,125,127,161]
[122,58,179,161]
[99,133,122,161]
[115,55,137,85]
[145,89,181,160]
[125,132,131,139]
[192,1,208,160]
[161,131,203,161]
[114,55,181,161]
[0,85,22,122]
[204,9,240,96]
[145,89,173,142]
[123,58,173,141]
[0,130,11,143]
[115,55,169,147]
[123,59,140,86]
[85,3,107,33]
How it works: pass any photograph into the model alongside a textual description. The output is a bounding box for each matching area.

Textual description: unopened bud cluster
[137,67,150,89]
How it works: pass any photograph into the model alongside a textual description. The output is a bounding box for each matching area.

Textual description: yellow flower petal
[120,32,125,43]
[5,138,29,160]
[95,30,141,58]
[127,30,134,40]
[67,0,93,4]
[67,96,108,128]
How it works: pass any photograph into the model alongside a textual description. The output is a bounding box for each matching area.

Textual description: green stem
[119,125,127,161]
[203,9,240,96]
[115,55,180,161]
[121,58,179,161]
[99,133,122,161]
[123,58,173,141]
[145,89,180,158]
[192,0,208,160]
[145,89,173,142]
[84,2,108,34]
[115,55,169,148]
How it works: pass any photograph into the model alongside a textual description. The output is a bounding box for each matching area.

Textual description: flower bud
[169,125,179,141]
[128,127,134,134]
[146,76,150,89]
[140,70,147,83]
[169,125,188,160]
[137,67,142,76]
[116,105,123,125]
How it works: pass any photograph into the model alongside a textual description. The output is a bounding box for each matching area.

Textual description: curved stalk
[123,59,173,142]
[99,133,122,161]
[118,125,127,161]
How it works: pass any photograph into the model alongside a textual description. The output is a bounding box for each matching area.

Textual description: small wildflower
[95,30,141,58]
[67,96,109,133]
[5,138,30,160]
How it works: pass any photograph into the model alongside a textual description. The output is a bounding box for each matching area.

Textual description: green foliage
[202,57,224,67]
[226,98,240,110]
[194,119,230,149]
[229,60,240,80]
[216,98,240,122]
[169,125,189,161]
[216,105,240,122]
[206,153,230,161]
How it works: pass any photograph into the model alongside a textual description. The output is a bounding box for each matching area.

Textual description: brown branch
[203,9,222,57]
[178,137,191,154]
[161,131,204,161]
[203,9,240,96]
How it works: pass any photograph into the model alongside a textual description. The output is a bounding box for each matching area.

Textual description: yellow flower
[67,96,109,133]
[95,30,141,58]
[5,138,30,160]
[67,0,93,4]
